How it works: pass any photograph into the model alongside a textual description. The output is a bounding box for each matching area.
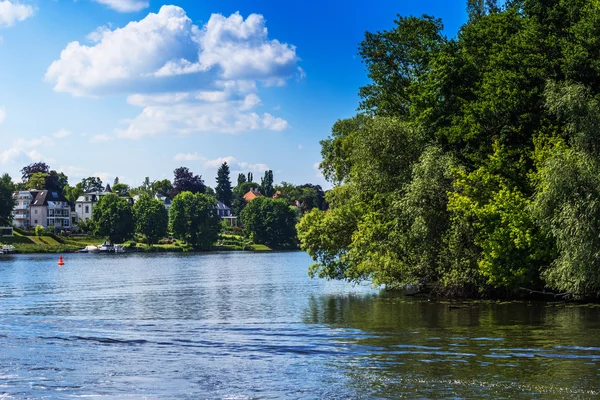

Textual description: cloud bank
[45,6,300,138]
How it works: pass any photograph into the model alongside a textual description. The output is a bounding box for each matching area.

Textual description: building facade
[12,190,71,231]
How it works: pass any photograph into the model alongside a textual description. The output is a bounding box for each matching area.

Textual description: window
[34,209,38,215]
[78,204,81,208]
[34,220,38,224]
[85,206,89,214]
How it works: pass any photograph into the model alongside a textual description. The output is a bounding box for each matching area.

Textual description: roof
[243,190,263,202]
[216,200,231,211]
[31,190,68,206]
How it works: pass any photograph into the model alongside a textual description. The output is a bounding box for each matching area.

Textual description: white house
[74,191,104,222]
[12,190,35,229]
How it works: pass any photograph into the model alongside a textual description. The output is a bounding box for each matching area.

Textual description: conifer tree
[216,162,233,207]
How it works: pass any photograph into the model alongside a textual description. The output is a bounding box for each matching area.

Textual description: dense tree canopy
[241,197,297,249]
[169,192,220,249]
[298,0,600,298]
[91,193,134,244]
[133,195,168,245]
[171,167,206,198]
[81,177,104,193]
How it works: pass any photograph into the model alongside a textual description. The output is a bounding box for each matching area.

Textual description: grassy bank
[0,232,272,254]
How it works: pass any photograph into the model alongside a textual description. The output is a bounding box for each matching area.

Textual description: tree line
[297,0,600,298]
[0,161,328,250]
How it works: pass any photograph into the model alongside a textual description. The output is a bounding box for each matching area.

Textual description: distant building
[12,190,35,229]
[243,188,263,202]
[216,200,237,226]
[12,190,71,231]
[75,191,106,222]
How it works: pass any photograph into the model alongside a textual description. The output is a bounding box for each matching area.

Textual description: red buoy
[58,256,64,266]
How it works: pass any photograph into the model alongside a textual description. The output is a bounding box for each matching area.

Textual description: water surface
[0,252,599,398]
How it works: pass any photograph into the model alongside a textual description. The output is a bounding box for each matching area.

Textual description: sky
[0,0,468,189]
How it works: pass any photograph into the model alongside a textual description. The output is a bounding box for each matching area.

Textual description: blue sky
[0,0,467,189]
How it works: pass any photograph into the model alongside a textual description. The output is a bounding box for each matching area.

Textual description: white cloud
[45,6,298,96]
[0,107,4,124]
[57,165,89,178]
[93,0,149,13]
[0,136,53,166]
[46,6,298,137]
[297,144,303,150]
[90,134,111,143]
[174,152,205,161]
[0,1,34,28]
[53,129,71,138]
[205,156,269,173]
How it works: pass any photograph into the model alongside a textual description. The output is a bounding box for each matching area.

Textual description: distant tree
[21,162,50,183]
[112,183,130,196]
[152,179,173,197]
[114,177,120,186]
[171,167,205,198]
[138,177,154,197]
[215,162,233,207]
[237,173,247,187]
[260,170,275,198]
[241,197,297,248]
[91,193,134,244]
[231,191,247,217]
[205,186,216,197]
[63,183,84,210]
[0,173,15,226]
[81,177,103,192]
[247,172,253,182]
[299,184,328,210]
[169,192,220,249]
[27,172,49,190]
[133,195,168,246]
[43,171,68,193]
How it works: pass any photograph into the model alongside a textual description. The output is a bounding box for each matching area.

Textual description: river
[0,252,598,398]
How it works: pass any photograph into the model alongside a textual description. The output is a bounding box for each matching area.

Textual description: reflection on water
[304,293,600,398]
[0,252,598,398]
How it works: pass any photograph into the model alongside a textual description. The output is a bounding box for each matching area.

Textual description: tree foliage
[171,167,205,198]
[133,195,168,245]
[0,174,15,226]
[215,162,233,207]
[91,193,134,243]
[241,197,297,249]
[169,192,220,249]
[260,170,275,198]
[298,0,600,298]
[81,176,104,192]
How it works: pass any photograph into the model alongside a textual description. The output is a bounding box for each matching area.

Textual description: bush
[34,225,45,237]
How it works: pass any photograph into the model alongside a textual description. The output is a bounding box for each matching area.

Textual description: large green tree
[91,193,134,243]
[298,0,600,298]
[133,196,168,245]
[215,162,233,207]
[241,197,297,249]
[169,192,220,249]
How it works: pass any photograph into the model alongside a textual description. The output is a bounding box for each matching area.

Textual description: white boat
[84,245,99,253]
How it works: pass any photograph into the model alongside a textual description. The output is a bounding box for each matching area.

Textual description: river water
[0,252,599,399]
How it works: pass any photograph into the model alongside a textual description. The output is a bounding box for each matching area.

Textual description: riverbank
[0,232,274,254]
